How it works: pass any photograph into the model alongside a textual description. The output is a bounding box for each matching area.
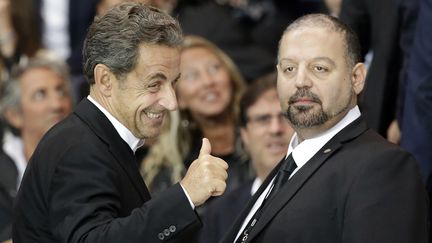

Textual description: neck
[21,132,40,161]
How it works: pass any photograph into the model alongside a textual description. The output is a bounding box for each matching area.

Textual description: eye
[207,63,221,75]
[181,71,198,82]
[147,82,161,92]
[313,65,328,73]
[278,63,296,74]
[32,90,46,101]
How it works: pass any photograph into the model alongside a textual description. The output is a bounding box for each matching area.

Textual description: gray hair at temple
[83,2,183,84]
[0,56,72,116]
[279,13,361,68]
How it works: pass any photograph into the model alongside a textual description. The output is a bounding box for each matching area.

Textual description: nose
[201,69,215,86]
[159,83,178,111]
[294,65,312,89]
[268,114,286,134]
[49,91,67,111]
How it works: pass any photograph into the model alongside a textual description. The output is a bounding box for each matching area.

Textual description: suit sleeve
[48,143,200,243]
[342,149,429,243]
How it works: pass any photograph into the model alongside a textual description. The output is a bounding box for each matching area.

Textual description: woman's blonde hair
[141,35,246,189]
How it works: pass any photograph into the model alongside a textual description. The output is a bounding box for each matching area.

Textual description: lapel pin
[323,148,332,154]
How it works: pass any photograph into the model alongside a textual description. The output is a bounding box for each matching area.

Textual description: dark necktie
[236,154,297,243]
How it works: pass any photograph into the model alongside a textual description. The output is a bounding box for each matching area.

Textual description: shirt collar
[87,96,144,153]
[2,130,27,188]
[287,106,361,169]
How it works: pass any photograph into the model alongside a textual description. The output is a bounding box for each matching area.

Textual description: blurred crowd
[1,0,431,242]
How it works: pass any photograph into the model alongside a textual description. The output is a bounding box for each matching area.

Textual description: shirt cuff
[180,183,195,210]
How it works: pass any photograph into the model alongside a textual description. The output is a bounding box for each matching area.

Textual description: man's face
[241,88,294,178]
[177,47,233,119]
[16,67,73,140]
[109,44,179,139]
[277,27,360,133]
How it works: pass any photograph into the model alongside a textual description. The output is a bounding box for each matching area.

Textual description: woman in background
[141,36,250,198]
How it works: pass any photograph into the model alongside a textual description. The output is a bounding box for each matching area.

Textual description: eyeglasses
[246,113,288,127]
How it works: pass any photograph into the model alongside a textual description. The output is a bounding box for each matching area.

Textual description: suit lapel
[245,117,368,242]
[221,157,285,243]
[74,99,151,201]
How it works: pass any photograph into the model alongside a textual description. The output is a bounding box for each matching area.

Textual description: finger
[211,180,227,197]
[199,138,211,158]
[208,157,229,170]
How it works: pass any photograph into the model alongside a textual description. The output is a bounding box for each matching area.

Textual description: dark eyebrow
[148,73,168,81]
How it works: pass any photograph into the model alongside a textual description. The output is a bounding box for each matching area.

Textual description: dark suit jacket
[199,180,253,243]
[0,150,18,241]
[13,99,201,242]
[221,117,428,243]
[339,0,401,135]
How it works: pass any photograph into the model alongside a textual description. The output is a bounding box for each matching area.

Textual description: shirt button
[169,225,176,232]
[164,229,170,236]
[158,233,164,240]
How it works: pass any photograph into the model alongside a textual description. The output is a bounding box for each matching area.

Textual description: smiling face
[241,88,294,179]
[277,26,365,136]
[13,67,73,140]
[176,47,233,120]
[106,44,180,139]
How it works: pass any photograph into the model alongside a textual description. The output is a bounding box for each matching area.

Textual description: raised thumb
[199,138,211,157]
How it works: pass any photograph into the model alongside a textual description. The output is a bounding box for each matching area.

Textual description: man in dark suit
[399,0,432,235]
[13,3,228,242]
[221,14,428,243]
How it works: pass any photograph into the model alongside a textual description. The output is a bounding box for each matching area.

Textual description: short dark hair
[279,14,361,68]
[83,2,183,84]
[239,72,277,127]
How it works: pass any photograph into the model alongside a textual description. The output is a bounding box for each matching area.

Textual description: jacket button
[158,233,164,240]
[169,225,176,232]
[164,229,170,236]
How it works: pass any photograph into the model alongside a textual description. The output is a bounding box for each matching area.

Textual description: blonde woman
[141,35,251,195]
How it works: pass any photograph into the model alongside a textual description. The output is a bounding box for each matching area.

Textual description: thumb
[199,138,211,158]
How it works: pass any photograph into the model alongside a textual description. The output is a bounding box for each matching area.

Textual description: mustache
[288,88,322,105]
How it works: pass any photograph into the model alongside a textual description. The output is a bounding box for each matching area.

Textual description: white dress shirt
[234,106,361,242]
[2,130,27,189]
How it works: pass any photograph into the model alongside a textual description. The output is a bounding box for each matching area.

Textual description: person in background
[0,56,73,242]
[13,3,228,242]
[398,0,432,235]
[339,0,401,136]
[221,13,428,243]
[200,72,294,243]
[0,0,42,80]
[141,35,250,196]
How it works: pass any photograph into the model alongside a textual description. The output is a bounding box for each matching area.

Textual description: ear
[94,64,115,97]
[4,108,24,130]
[351,63,367,95]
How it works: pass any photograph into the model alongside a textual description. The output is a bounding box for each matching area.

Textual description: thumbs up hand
[180,138,229,206]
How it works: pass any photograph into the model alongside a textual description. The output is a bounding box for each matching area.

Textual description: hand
[180,138,228,206]
[387,119,401,144]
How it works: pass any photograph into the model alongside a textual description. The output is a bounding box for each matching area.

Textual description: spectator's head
[240,72,294,180]
[177,35,245,125]
[84,3,183,139]
[0,56,73,157]
[277,14,366,136]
